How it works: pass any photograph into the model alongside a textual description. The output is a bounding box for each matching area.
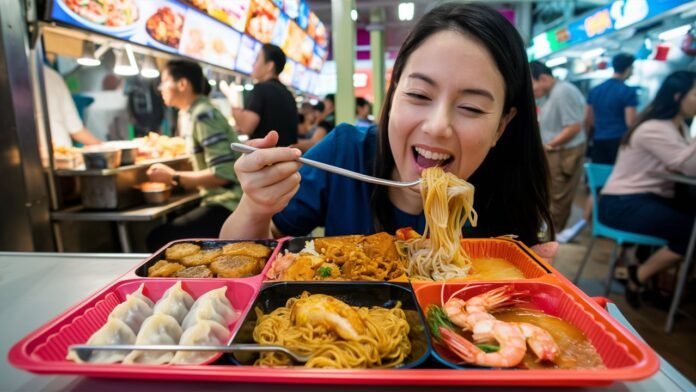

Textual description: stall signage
[528,0,692,60]
[49,0,325,94]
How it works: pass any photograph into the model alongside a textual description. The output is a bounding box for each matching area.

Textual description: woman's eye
[459,106,484,114]
[406,92,430,100]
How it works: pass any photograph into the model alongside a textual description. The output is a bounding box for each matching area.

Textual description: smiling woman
[220,3,552,247]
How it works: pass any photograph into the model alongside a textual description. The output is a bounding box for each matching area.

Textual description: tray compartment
[135,239,279,280]
[229,281,431,368]
[414,281,658,381]
[27,279,258,365]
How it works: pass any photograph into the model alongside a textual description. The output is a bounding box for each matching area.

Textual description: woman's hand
[235,131,303,217]
[220,131,302,240]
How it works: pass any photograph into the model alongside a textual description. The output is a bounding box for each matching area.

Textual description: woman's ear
[492,107,517,146]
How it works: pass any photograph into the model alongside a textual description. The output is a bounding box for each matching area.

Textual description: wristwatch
[172,173,183,191]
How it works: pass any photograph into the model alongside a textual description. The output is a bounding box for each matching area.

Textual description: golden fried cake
[313,235,361,253]
[222,242,272,259]
[179,248,222,267]
[165,242,201,260]
[174,265,214,278]
[210,255,263,278]
[148,259,185,277]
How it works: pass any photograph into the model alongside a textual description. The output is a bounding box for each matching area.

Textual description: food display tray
[130,238,281,281]
[9,237,659,386]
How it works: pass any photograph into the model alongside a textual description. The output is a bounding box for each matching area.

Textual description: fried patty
[165,242,201,260]
[179,248,222,267]
[210,255,263,278]
[148,259,185,277]
[221,242,272,259]
[174,265,214,278]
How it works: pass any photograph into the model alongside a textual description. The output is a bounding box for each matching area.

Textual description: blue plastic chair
[573,163,668,296]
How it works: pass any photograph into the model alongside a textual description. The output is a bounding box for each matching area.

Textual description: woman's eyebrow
[407,72,494,101]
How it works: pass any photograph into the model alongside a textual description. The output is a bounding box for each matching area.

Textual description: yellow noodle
[252,292,411,368]
[398,167,477,280]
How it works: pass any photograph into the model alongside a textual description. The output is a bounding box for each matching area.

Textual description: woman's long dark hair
[165,59,211,96]
[371,3,553,245]
[622,70,696,146]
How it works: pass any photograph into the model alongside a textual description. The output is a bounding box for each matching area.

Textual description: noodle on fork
[398,167,477,280]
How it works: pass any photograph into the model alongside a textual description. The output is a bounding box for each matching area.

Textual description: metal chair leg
[604,243,621,297]
[574,237,596,284]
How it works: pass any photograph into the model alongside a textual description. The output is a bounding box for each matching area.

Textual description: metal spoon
[69,344,311,363]
[231,143,422,188]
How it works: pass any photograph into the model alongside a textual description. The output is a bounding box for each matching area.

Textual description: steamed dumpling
[122,314,183,365]
[129,283,154,307]
[170,320,231,365]
[66,318,136,364]
[152,281,194,324]
[109,294,153,333]
[181,287,238,331]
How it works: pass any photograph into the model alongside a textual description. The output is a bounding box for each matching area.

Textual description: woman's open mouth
[413,146,454,170]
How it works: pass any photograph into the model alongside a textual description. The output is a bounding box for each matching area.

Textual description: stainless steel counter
[1,252,694,392]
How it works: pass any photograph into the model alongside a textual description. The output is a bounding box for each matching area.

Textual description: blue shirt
[273,123,426,236]
[587,79,638,140]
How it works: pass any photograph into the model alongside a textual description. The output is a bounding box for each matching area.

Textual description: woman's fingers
[246,130,280,149]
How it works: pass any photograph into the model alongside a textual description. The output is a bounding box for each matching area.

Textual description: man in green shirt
[146,60,241,252]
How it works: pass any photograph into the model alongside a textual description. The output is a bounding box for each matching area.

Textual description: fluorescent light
[398,2,415,21]
[545,56,568,67]
[77,41,101,67]
[140,56,159,78]
[658,24,691,41]
[581,48,605,60]
[350,9,357,21]
[208,79,217,86]
[234,85,245,92]
[244,83,254,91]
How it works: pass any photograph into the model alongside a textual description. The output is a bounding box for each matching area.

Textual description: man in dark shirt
[231,43,298,146]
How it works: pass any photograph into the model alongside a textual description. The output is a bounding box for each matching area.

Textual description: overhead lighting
[581,48,605,60]
[234,85,245,92]
[350,9,358,21]
[208,79,217,86]
[545,56,568,67]
[77,41,101,66]
[398,2,415,21]
[244,83,254,91]
[113,46,138,76]
[658,24,691,41]
[140,56,160,78]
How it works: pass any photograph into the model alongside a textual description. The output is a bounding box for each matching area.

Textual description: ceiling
[305,0,608,55]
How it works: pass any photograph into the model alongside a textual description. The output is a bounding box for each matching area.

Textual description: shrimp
[439,319,527,368]
[266,252,296,279]
[514,322,559,362]
[291,294,366,341]
[444,285,528,331]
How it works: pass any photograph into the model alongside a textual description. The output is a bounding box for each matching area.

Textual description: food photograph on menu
[183,0,250,33]
[282,20,305,64]
[245,0,280,44]
[299,34,314,67]
[279,59,295,86]
[271,12,290,47]
[53,0,141,36]
[146,3,186,50]
[180,9,241,69]
[314,19,328,48]
[235,34,262,75]
[295,0,309,29]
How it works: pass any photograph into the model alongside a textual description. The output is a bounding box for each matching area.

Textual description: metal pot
[82,148,122,170]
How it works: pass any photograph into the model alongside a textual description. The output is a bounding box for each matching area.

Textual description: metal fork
[231,143,421,188]
[69,344,311,363]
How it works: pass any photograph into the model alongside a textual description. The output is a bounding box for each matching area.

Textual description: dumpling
[170,320,231,365]
[152,281,194,324]
[129,283,154,307]
[181,287,238,331]
[66,318,136,364]
[122,314,183,365]
[109,294,153,333]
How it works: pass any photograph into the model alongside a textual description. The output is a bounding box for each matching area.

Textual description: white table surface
[1,252,694,392]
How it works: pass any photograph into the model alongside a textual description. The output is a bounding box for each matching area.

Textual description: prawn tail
[439,327,479,363]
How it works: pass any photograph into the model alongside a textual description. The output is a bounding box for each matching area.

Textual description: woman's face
[679,81,696,119]
[388,30,515,183]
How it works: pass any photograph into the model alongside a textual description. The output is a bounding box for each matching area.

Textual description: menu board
[279,59,295,86]
[245,0,279,43]
[236,34,262,75]
[49,0,326,92]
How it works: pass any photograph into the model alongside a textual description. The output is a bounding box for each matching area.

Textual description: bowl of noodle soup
[228,282,431,368]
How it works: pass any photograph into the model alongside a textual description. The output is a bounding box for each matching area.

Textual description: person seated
[355,97,374,130]
[598,71,696,308]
